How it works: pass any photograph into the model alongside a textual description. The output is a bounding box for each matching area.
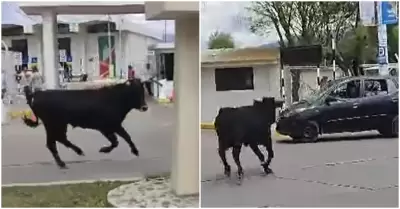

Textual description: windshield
[302,77,348,104]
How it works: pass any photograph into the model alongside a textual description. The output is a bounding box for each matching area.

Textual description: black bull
[22,78,158,169]
[214,97,283,185]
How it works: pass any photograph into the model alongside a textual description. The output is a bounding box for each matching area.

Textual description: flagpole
[107,14,113,78]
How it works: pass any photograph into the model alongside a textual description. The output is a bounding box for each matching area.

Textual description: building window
[215,67,254,91]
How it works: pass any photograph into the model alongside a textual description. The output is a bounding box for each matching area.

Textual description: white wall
[2,28,160,79]
[201,64,281,122]
[123,31,159,78]
[201,64,341,122]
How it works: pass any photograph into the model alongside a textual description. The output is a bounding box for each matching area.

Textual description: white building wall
[201,64,340,122]
[201,64,281,122]
[2,29,160,79]
[123,32,159,77]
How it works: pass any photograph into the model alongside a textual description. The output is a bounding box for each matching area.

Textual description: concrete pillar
[79,24,88,75]
[35,25,44,72]
[41,10,59,89]
[171,15,199,196]
[283,66,292,106]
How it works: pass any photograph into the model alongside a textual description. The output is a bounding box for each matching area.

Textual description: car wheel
[379,116,398,138]
[301,121,319,143]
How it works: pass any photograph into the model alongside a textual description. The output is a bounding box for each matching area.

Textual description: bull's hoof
[263,167,273,174]
[236,176,243,185]
[131,148,139,156]
[76,149,85,156]
[99,146,113,153]
[58,162,68,169]
[224,170,231,178]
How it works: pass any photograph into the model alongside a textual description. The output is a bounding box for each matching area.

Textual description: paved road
[2,101,175,184]
[201,130,398,207]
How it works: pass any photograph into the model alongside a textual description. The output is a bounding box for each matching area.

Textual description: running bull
[214,97,283,184]
[22,79,150,169]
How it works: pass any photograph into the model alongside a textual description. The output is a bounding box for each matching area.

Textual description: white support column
[79,24,88,75]
[41,10,59,89]
[35,25,44,72]
[171,15,199,196]
[283,66,292,107]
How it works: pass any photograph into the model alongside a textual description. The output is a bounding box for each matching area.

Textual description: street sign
[377,46,388,64]
[381,1,398,25]
[59,49,67,62]
[31,57,38,64]
[359,1,376,26]
[14,52,22,65]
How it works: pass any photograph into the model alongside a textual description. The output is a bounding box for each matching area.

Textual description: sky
[201,1,278,49]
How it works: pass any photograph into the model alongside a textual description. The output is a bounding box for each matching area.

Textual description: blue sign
[22,56,29,65]
[67,56,72,62]
[381,1,398,25]
[31,57,38,64]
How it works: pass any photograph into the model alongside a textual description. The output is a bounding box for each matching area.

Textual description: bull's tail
[22,86,40,128]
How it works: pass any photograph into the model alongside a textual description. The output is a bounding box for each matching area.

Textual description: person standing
[128,65,135,79]
[140,63,154,97]
[2,69,7,100]
[63,64,71,82]
[30,66,44,92]
[20,66,32,93]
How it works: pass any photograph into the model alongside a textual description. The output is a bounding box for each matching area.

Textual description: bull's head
[124,78,164,112]
[125,78,148,112]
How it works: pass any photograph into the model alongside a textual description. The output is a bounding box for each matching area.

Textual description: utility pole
[331,33,336,80]
[376,1,390,75]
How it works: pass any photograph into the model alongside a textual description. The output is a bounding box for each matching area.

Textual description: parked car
[276,76,398,142]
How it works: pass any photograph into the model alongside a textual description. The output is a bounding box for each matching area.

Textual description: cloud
[201,1,278,49]
[125,14,175,37]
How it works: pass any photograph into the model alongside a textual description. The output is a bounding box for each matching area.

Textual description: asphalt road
[2,101,175,185]
[201,130,399,207]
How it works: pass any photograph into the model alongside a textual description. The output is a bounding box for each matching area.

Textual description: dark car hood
[279,100,312,116]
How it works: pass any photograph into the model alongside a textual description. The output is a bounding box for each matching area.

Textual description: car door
[319,79,362,133]
[357,78,398,130]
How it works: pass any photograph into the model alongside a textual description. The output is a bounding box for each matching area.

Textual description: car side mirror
[274,99,284,108]
[325,96,337,105]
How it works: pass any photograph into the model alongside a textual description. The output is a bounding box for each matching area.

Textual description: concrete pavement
[201,130,399,207]
[2,100,175,184]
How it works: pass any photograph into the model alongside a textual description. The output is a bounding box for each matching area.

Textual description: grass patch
[2,181,132,207]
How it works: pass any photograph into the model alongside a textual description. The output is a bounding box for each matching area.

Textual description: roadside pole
[376,1,390,76]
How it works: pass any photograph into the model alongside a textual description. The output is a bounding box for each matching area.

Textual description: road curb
[2,177,144,188]
[7,109,32,120]
[201,122,215,129]
[157,98,172,104]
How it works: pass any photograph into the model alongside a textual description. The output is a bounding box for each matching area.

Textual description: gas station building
[18,1,199,196]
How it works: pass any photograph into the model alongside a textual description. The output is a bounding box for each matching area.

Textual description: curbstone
[157,98,172,104]
[2,177,144,188]
[107,176,199,208]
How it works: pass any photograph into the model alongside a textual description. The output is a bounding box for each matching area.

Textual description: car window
[364,79,389,97]
[387,79,398,94]
[329,80,361,99]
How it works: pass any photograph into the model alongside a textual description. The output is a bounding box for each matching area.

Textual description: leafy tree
[247,2,358,101]
[207,31,235,49]
[387,24,399,62]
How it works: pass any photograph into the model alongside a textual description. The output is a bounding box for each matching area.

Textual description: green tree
[207,31,235,49]
[387,24,399,62]
[247,2,358,101]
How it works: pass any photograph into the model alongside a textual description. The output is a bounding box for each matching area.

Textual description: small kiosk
[148,42,175,102]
